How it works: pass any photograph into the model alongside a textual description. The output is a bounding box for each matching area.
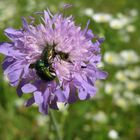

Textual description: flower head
[0,9,107,114]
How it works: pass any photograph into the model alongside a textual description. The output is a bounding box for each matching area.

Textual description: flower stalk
[50,110,62,140]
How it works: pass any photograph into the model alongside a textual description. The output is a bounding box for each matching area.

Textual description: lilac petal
[63,4,73,9]
[85,29,94,39]
[0,43,13,55]
[2,57,15,70]
[25,97,35,107]
[89,55,101,64]
[39,88,50,114]
[55,82,70,102]
[96,70,108,79]
[14,39,24,49]
[33,91,43,104]
[55,89,66,102]
[78,88,88,100]
[22,17,29,30]
[74,73,96,94]
[98,37,105,43]
[10,80,20,87]
[39,103,48,115]
[44,10,50,21]
[63,83,70,99]
[21,83,37,93]
[3,60,25,87]
[88,88,97,97]
[0,43,25,58]
[67,81,78,103]
[4,28,23,41]
[83,20,90,35]
[7,68,23,86]
[4,60,24,75]
[68,90,78,104]
[16,79,27,97]
[90,41,101,52]
[44,88,50,104]
[22,64,30,78]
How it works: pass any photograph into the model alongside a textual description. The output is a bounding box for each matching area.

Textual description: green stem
[50,110,62,140]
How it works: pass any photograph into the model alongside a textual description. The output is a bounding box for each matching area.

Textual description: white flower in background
[92,13,112,23]
[135,96,140,105]
[93,111,108,123]
[129,9,138,17]
[84,8,94,17]
[109,15,131,30]
[123,92,140,106]
[115,98,128,110]
[104,52,123,66]
[108,129,119,139]
[105,83,114,94]
[118,30,130,43]
[132,67,140,79]
[36,115,49,126]
[109,19,124,29]
[115,71,128,82]
[120,50,139,64]
[57,102,68,112]
[125,80,138,91]
[124,67,140,79]
[123,91,135,100]
[126,25,136,33]
[97,62,104,68]
[113,93,128,110]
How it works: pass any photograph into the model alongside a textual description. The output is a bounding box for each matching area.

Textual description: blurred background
[0,0,140,140]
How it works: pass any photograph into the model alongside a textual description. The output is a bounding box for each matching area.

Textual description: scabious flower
[0,9,107,114]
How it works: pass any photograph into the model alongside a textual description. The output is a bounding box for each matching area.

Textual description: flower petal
[49,96,58,110]
[0,43,25,58]
[39,88,50,114]
[2,56,15,70]
[33,91,43,105]
[78,88,88,100]
[74,73,96,94]
[0,43,13,56]
[22,17,29,30]
[25,97,35,107]
[16,79,27,97]
[4,60,24,75]
[55,89,66,102]
[96,70,108,79]
[21,83,37,93]
[7,68,23,86]
[4,28,23,41]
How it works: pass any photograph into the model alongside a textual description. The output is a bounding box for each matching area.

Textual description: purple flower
[0,10,107,114]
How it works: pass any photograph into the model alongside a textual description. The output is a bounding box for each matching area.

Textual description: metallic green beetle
[34,59,56,81]
[30,46,56,81]
[29,44,69,81]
